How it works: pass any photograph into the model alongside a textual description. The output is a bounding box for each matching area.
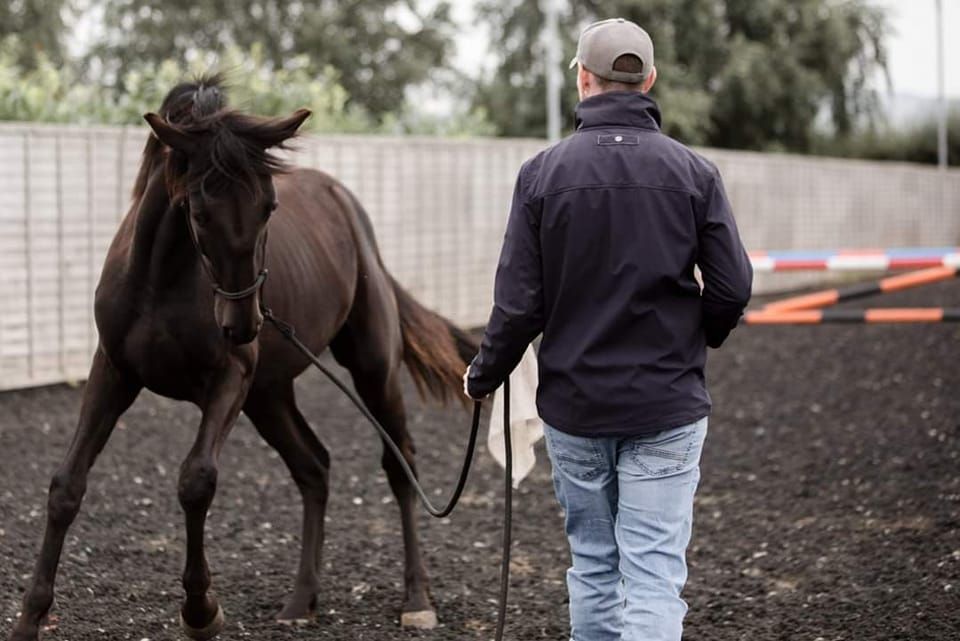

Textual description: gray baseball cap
[569,18,655,84]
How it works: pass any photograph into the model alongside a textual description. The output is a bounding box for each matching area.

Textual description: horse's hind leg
[331,331,437,630]
[9,348,141,641]
[243,385,330,623]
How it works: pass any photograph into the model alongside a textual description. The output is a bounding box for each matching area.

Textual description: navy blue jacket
[467,91,753,437]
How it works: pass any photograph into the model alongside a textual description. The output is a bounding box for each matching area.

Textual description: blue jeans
[544,417,708,641]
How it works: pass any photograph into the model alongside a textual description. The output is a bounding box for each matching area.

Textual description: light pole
[543,0,563,142]
[935,0,948,168]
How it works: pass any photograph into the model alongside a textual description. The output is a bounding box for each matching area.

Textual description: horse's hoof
[276,593,317,625]
[7,626,39,641]
[400,609,438,629]
[180,604,225,641]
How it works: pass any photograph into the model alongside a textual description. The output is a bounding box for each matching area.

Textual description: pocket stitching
[630,431,698,477]
[549,433,605,481]
[633,445,687,461]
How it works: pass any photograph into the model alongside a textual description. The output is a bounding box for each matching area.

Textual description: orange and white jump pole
[760,266,959,313]
[745,308,960,325]
[749,247,960,272]
[742,257,960,324]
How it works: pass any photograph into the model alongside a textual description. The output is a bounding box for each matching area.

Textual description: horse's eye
[266,200,279,217]
[192,210,209,226]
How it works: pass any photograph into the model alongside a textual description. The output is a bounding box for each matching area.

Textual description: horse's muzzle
[222,318,262,345]
[219,303,264,346]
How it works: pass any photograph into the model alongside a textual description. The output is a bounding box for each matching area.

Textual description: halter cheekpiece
[181,200,269,301]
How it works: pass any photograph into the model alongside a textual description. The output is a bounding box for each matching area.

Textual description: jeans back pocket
[545,427,606,481]
[624,419,707,478]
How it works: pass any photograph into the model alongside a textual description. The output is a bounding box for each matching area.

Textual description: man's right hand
[463,368,487,401]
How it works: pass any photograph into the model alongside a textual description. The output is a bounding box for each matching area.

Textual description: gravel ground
[2,280,959,641]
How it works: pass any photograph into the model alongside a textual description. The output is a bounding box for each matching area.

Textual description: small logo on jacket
[598,134,640,146]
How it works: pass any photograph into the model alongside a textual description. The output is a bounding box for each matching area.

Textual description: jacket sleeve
[467,168,544,398]
[697,170,753,348]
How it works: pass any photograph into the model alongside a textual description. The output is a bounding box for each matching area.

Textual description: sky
[874,0,958,99]
[447,0,958,101]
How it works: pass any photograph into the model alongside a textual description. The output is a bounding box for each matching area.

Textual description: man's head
[570,18,657,100]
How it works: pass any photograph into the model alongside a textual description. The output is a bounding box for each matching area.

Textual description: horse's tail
[391,276,479,406]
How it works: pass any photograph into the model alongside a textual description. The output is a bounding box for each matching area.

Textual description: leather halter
[182,202,269,301]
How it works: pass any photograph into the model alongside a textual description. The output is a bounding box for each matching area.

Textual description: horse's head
[143,82,310,345]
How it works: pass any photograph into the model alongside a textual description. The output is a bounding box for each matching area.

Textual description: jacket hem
[540,406,711,438]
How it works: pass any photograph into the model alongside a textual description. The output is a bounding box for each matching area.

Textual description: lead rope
[261,308,513,639]
[497,378,512,640]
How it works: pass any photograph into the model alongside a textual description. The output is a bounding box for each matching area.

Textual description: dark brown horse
[8,76,476,641]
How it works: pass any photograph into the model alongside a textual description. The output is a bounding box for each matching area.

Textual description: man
[464,17,753,641]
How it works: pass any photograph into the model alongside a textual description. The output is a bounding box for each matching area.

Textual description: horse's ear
[257,108,312,148]
[143,113,198,154]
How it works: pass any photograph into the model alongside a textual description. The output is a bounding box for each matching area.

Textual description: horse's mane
[132,74,292,204]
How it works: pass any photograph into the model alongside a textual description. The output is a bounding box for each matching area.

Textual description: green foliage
[815,111,960,166]
[0,37,368,130]
[89,0,455,121]
[381,104,499,138]
[114,44,378,133]
[0,36,494,137]
[0,0,68,68]
[475,0,888,152]
[0,37,95,122]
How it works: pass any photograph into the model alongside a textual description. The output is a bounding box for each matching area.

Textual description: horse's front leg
[178,351,254,641]
[9,348,141,641]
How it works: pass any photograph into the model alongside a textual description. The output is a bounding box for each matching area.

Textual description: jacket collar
[574,91,662,131]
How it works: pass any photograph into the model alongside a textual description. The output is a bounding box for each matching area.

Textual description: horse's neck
[127,167,196,290]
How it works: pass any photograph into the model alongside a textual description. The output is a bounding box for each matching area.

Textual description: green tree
[0,37,495,137]
[0,0,69,68]
[814,109,960,167]
[0,38,369,130]
[87,0,455,121]
[474,0,888,151]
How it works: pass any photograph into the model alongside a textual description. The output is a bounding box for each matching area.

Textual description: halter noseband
[213,269,268,300]
[182,201,269,301]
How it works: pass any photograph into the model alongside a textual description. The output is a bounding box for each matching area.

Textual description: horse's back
[270,167,363,278]
[254,167,381,383]
[273,166,385,279]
